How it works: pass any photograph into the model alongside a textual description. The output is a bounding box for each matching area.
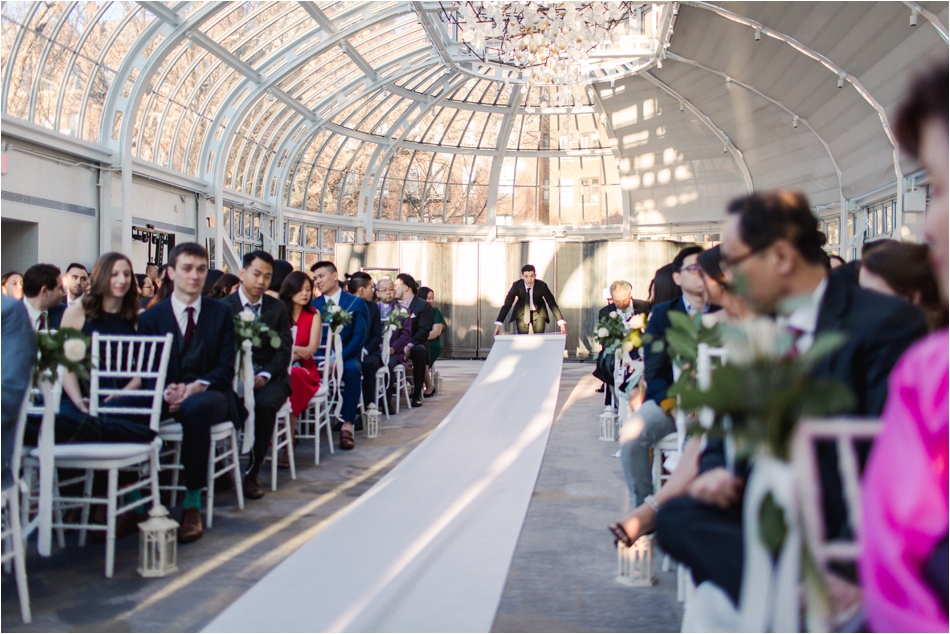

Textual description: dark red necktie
[184,307,196,344]
[37,312,46,331]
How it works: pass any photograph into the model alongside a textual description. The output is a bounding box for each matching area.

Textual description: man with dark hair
[346,273,385,421]
[618,245,716,507]
[221,250,292,499]
[146,263,159,285]
[654,191,928,606]
[494,264,566,336]
[311,261,368,450]
[138,242,242,543]
[22,264,64,331]
[62,263,88,308]
[393,273,433,407]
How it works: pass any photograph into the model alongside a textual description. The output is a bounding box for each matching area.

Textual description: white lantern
[137,505,179,578]
[364,404,380,439]
[616,536,656,587]
[433,370,443,395]
[599,406,618,441]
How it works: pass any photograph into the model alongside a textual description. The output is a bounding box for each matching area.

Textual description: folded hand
[686,467,743,508]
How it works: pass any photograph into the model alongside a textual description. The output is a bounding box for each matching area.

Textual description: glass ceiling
[1,1,657,229]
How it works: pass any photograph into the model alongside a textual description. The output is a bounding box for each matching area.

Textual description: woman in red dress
[280,271,322,465]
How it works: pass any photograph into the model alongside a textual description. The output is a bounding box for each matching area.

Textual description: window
[825,220,839,245]
[581,177,601,203]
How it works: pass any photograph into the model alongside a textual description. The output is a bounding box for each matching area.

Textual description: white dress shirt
[325,287,343,308]
[780,276,829,355]
[67,294,83,309]
[23,299,49,332]
[237,287,270,380]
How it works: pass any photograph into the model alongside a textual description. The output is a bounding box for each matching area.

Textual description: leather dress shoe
[178,508,204,543]
[411,395,424,408]
[243,473,265,500]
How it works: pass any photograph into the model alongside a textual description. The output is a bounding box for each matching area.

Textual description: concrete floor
[2,360,681,632]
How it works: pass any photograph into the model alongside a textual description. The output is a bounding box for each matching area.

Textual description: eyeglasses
[720,246,766,274]
[679,264,701,274]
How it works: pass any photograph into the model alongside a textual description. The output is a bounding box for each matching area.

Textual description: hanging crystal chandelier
[442,2,635,104]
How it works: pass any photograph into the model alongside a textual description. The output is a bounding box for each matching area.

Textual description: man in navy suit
[310,261,368,450]
[22,264,65,331]
[2,296,36,492]
[619,245,718,508]
[347,273,384,423]
[138,243,241,543]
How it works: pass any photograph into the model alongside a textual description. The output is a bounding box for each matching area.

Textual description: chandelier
[442,2,635,104]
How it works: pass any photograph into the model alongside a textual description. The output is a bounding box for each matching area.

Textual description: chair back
[88,333,174,432]
[792,418,881,566]
[381,326,393,367]
[26,368,63,420]
[289,325,297,374]
[7,383,34,489]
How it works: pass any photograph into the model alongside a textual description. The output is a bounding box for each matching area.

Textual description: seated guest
[619,246,716,508]
[54,253,156,444]
[593,280,644,407]
[202,269,224,297]
[208,273,240,299]
[610,246,750,546]
[145,263,159,288]
[310,261,368,451]
[61,263,88,309]
[861,63,949,633]
[278,271,321,467]
[829,254,846,269]
[221,251,293,500]
[2,271,24,300]
[859,240,944,331]
[418,286,444,398]
[135,273,155,311]
[22,264,65,331]
[393,273,433,408]
[147,266,172,309]
[647,263,682,308]
[347,273,384,419]
[138,243,241,543]
[653,191,928,606]
[266,260,293,300]
[377,277,412,368]
[3,295,36,491]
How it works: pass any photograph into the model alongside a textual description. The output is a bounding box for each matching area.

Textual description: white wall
[128,177,198,271]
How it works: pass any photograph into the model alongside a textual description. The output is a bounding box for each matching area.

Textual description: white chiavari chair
[2,386,35,622]
[265,327,297,491]
[298,329,336,464]
[31,333,172,578]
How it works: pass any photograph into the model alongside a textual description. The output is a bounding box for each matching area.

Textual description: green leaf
[666,329,698,361]
[667,310,699,337]
[794,331,848,374]
[758,491,788,563]
[269,335,281,349]
[252,336,261,347]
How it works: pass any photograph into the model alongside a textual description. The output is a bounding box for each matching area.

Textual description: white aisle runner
[205,334,565,633]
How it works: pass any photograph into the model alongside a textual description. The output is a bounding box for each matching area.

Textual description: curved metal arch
[685,1,903,186]
[902,1,949,42]
[28,1,78,124]
[665,54,843,199]
[1,2,42,116]
[637,71,754,193]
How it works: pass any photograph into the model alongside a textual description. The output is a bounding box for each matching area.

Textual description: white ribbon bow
[37,374,55,557]
[234,339,255,454]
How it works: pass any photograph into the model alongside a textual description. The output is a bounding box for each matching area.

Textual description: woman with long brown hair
[859,240,945,331]
[58,252,155,442]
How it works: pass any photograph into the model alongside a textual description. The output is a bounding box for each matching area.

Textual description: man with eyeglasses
[619,245,718,508]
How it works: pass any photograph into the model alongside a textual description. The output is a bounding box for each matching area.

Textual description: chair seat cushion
[160,420,235,441]
[29,438,161,461]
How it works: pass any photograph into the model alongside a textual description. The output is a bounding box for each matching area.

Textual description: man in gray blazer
[2,295,36,491]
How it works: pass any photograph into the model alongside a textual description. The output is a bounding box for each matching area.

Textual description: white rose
[700,313,720,329]
[609,311,618,318]
[239,309,255,322]
[597,327,610,338]
[63,338,86,363]
[627,314,645,330]
[329,305,341,314]
[722,317,790,364]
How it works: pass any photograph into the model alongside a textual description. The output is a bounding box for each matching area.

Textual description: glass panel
[244,212,252,238]
[324,228,337,248]
[305,226,318,248]
[288,223,301,246]
[341,230,355,243]
[253,215,260,240]
[288,250,302,271]
[826,220,839,245]
[304,253,321,272]
[223,207,231,237]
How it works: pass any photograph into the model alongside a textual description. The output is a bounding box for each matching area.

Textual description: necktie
[184,307,196,344]
[37,312,46,332]
[785,325,805,360]
[247,303,261,317]
[525,286,535,324]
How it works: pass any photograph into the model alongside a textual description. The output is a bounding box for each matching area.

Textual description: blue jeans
[619,399,675,507]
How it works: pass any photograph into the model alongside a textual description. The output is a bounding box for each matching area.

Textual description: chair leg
[150,447,161,511]
[105,468,118,578]
[230,428,244,511]
[206,439,216,529]
[288,427,297,480]
[7,493,32,623]
[78,469,94,547]
[271,421,279,493]
[170,442,182,508]
[314,411,321,466]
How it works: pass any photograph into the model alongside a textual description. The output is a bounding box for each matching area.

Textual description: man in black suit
[494,265,567,336]
[138,242,242,543]
[593,280,650,406]
[654,191,928,606]
[221,251,293,500]
[347,273,384,419]
[61,262,88,309]
[393,273,433,407]
[22,264,65,331]
[619,246,716,507]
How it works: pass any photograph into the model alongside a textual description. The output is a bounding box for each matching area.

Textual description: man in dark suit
[138,242,242,543]
[347,273,384,420]
[493,265,567,336]
[311,261,368,450]
[2,296,36,492]
[22,264,65,331]
[221,251,293,499]
[593,280,650,406]
[619,246,716,507]
[61,262,88,309]
[654,191,928,606]
[393,273,433,407]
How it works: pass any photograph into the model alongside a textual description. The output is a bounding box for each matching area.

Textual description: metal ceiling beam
[298,2,336,34]
[136,1,183,27]
[187,31,264,84]
[339,42,381,82]
[902,1,949,43]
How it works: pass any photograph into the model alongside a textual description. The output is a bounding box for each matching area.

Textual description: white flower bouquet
[35,327,90,381]
[233,309,280,350]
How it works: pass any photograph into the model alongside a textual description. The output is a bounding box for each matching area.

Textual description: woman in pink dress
[279,271,322,466]
[861,64,948,632]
